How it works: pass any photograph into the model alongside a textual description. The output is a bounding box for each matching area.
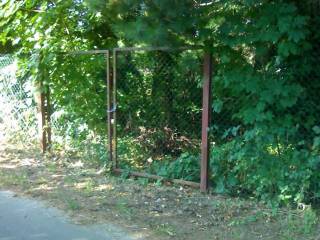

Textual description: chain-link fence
[45,52,109,163]
[1,46,318,195]
[0,53,109,164]
[114,48,204,182]
[0,55,38,143]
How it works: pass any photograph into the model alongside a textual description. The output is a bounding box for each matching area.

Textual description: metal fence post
[106,51,114,165]
[113,50,118,168]
[200,52,213,192]
[45,86,52,151]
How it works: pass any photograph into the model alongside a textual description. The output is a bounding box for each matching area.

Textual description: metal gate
[107,47,212,191]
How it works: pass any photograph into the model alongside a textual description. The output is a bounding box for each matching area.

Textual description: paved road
[0,191,142,240]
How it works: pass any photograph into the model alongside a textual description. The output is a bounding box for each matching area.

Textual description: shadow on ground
[0,140,319,240]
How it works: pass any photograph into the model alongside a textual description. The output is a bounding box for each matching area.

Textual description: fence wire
[0,53,109,165]
[115,49,203,181]
[0,55,38,143]
[1,46,318,195]
[48,53,109,164]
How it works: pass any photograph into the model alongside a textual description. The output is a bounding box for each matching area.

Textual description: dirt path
[0,190,142,240]
[0,140,319,240]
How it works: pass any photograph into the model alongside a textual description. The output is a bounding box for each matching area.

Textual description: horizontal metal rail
[4,46,203,57]
[65,50,110,55]
[113,168,200,188]
[113,46,202,52]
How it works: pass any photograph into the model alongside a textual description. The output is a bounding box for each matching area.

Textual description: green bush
[210,126,320,206]
[141,153,200,182]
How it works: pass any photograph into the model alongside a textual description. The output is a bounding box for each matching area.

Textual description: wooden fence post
[38,82,51,154]
[39,89,47,153]
[200,53,213,192]
[35,52,51,154]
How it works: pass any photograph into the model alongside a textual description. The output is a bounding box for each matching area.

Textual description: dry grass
[0,140,319,240]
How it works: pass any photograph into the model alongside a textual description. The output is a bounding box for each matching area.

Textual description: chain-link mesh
[0,53,109,164]
[0,55,38,143]
[115,49,203,181]
[48,53,109,164]
[2,46,318,194]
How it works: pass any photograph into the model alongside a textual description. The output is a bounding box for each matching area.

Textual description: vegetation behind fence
[0,0,319,206]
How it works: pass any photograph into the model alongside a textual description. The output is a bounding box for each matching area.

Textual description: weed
[65,197,81,210]
[137,177,149,186]
[63,176,75,185]
[0,171,29,187]
[115,199,132,218]
[280,207,318,240]
[83,179,96,196]
[229,211,263,226]
[36,177,48,185]
[46,162,57,173]
[153,223,176,237]
[301,207,318,234]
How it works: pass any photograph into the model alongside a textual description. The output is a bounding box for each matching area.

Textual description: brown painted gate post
[106,50,118,169]
[106,51,114,165]
[200,52,213,192]
[112,50,118,169]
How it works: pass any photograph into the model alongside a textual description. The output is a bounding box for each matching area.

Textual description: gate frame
[108,47,213,191]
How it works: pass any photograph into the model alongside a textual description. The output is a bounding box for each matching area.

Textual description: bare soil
[0,140,319,240]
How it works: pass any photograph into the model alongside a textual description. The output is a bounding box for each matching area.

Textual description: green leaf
[213,99,223,113]
[312,126,320,135]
